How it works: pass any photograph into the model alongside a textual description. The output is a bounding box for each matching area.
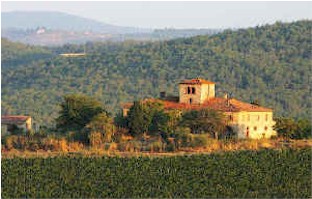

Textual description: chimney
[224,93,230,106]
[160,91,166,99]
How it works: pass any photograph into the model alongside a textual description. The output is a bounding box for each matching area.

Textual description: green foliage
[180,108,226,138]
[127,101,151,136]
[114,111,128,128]
[2,149,311,198]
[296,119,312,139]
[274,117,311,139]
[86,112,115,142]
[1,21,311,126]
[56,94,107,133]
[1,38,51,68]
[181,134,210,148]
[148,110,169,135]
[7,124,25,136]
[274,118,297,139]
[127,100,170,137]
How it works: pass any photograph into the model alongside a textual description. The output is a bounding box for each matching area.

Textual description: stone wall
[179,84,202,104]
[179,83,215,104]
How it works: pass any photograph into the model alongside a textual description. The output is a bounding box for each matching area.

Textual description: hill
[1,11,220,46]
[1,20,311,125]
[1,11,147,34]
[1,38,52,67]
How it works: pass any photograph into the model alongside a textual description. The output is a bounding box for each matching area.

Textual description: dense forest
[1,20,311,126]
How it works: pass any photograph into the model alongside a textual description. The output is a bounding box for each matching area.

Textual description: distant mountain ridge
[2,11,150,34]
[1,11,221,46]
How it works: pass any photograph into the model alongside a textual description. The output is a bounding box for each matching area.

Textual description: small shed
[1,115,32,135]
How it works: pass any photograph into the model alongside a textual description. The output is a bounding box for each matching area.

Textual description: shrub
[177,133,209,148]
[59,139,68,152]
[68,142,84,151]
[4,136,15,150]
[89,132,104,148]
[148,140,164,152]
[112,127,130,143]
[118,141,142,152]
[191,134,209,148]
[165,142,176,152]
[107,142,118,151]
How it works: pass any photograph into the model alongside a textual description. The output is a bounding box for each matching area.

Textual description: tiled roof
[179,78,215,85]
[122,97,272,112]
[1,115,30,124]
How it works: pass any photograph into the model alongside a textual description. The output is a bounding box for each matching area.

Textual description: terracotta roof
[179,78,215,85]
[1,115,31,124]
[122,97,272,113]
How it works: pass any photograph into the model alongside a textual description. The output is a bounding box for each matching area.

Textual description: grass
[2,139,311,158]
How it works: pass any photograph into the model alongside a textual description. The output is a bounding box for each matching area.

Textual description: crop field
[1,149,311,198]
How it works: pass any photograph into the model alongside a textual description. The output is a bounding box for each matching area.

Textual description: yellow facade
[227,112,277,139]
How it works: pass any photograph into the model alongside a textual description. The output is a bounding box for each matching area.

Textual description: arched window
[187,87,191,94]
[189,98,193,104]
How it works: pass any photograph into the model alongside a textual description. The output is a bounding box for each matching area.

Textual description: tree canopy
[56,94,107,132]
[180,108,226,138]
[2,20,311,126]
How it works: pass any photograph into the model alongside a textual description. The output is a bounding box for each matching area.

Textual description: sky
[2,1,312,29]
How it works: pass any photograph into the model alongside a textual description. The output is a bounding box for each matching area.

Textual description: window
[187,86,196,94]
[254,126,257,131]
[191,87,196,94]
[246,127,249,138]
[264,126,268,131]
[189,98,192,104]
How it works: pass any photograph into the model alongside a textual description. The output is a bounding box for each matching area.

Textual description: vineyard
[2,149,311,198]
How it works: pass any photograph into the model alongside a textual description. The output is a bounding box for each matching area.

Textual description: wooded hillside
[2,20,311,125]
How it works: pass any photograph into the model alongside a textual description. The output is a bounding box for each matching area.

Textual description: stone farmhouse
[122,78,277,139]
[1,115,32,135]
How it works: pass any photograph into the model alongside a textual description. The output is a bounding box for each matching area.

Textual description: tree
[296,119,311,139]
[180,108,226,139]
[56,94,107,132]
[86,113,115,141]
[274,117,311,140]
[127,101,151,137]
[127,100,170,137]
[273,117,297,140]
[148,111,170,136]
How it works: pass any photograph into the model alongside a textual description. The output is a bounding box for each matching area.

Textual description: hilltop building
[122,78,277,139]
[1,115,32,135]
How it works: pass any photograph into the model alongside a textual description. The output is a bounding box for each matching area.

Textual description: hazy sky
[2,1,312,29]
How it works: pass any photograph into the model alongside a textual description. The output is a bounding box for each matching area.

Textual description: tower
[179,78,215,104]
